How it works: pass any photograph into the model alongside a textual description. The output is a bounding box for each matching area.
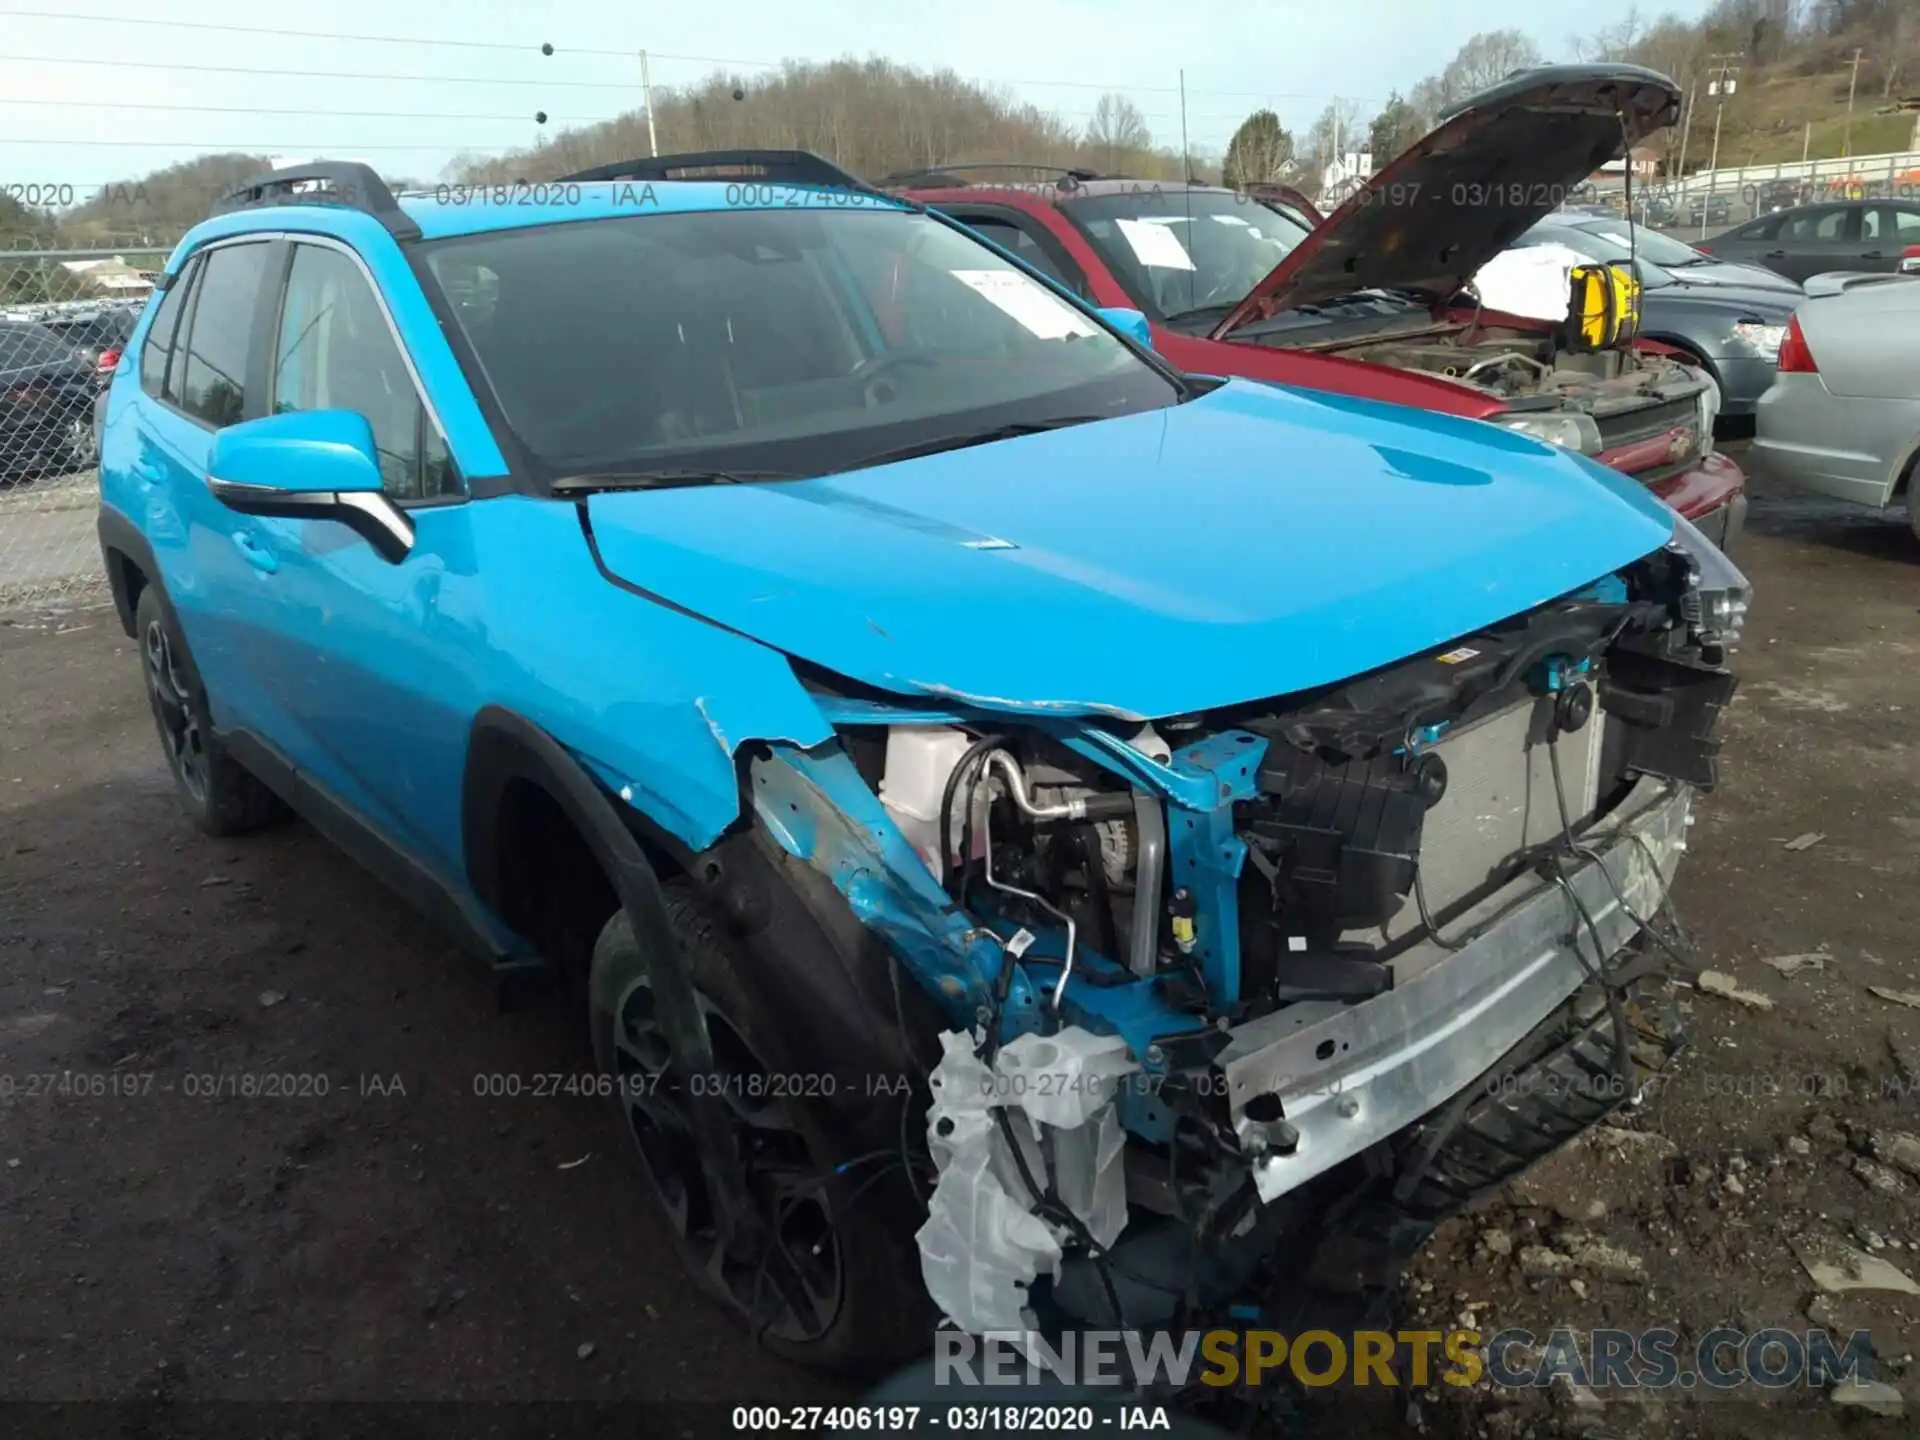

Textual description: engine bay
[757,526,1746,1340]
[1293,322,1699,413]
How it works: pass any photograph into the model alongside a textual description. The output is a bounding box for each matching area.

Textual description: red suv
[892,64,1746,548]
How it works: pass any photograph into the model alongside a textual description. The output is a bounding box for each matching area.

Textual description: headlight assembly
[1667,507,1751,655]
[1730,321,1786,362]
[1492,409,1604,455]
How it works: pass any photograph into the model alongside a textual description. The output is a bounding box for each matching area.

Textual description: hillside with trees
[448,57,1197,188]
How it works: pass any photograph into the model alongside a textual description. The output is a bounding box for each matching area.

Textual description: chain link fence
[0,250,159,609]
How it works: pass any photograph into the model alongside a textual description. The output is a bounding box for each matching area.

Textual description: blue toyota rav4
[98,148,1745,1375]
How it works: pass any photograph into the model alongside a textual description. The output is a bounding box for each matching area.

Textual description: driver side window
[272,243,458,501]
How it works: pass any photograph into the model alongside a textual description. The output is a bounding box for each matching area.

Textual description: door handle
[131,458,165,487]
[1762,249,1787,257]
[230,530,279,574]
[1860,251,1883,259]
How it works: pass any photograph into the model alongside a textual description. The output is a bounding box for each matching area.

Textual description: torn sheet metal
[915,1028,1137,1340]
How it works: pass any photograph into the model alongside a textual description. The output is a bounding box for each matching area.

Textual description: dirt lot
[3,459,1918,1436]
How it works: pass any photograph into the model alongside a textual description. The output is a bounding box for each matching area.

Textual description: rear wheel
[134,586,283,835]
[588,880,932,1372]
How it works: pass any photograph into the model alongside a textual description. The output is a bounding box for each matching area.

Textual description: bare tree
[1304,98,1372,171]
[1085,92,1153,170]
[1441,29,1546,100]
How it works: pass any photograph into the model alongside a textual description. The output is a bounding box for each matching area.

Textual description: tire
[133,585,284,836]
[588,879,933,1373]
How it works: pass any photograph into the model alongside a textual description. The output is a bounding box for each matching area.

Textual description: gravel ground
[2,459,1917,1437]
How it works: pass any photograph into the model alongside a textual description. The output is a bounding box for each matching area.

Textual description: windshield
[1523,225,1676,290]
[1567,217,1709,269]
[421,207,1177,480]
[1063,189,1313,325]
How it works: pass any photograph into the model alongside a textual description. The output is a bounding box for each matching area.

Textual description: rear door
[1860,203,1920,274]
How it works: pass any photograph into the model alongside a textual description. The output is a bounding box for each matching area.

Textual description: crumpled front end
[739,511,1744,1341]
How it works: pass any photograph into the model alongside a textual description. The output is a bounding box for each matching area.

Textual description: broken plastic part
[915,1032,1062,1342]
[916,1027,1138,1340]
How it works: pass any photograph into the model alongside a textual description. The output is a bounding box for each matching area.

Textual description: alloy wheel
[608,972,845,1344]
[143,619,208,803]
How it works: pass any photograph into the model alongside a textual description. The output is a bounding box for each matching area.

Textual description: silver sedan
[1752,274,1920,538]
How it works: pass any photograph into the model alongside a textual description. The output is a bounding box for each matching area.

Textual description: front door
[226,237,476,876]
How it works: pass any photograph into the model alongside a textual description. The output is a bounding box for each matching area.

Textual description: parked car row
[96,63,1748,1379]
[1700,197,1920,283]
[1,318,103,483]
[887,65,1746,550]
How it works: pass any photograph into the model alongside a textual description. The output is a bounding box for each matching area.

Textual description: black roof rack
[556,148,872,193]
[879,162,1104,190]
[212,161,421,241]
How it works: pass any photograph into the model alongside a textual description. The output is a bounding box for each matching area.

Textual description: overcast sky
[1,0,1719,188]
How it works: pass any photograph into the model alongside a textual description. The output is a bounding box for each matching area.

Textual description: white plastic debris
[1470,242,1588,322]
[915,1026,1138,1340]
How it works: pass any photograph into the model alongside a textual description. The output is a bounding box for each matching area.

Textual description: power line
[0,53,642,88]
[0,97,596,122]
[0,11,1378,101]
[15,138,526,151]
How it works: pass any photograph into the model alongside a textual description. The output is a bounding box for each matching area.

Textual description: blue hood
[586,381,1676,720]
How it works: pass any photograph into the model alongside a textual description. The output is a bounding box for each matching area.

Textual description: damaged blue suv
[98,149,1746,1375]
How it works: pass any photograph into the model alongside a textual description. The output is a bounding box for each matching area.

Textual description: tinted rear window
[0,323,77,372]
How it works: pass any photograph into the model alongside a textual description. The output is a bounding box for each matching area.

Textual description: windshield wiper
[551,467,801,494]
[845,417,1105,471]
[1161,301,1242,325]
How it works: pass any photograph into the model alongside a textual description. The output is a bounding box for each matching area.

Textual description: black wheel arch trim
[97,504,157,639]
[459,705,762,1245]
[460,709,938,1143]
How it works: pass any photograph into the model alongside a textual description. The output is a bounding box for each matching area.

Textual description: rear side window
[1729,214,1783,241]
[176,242,270,427]
[139,261,197,399]
[956,216,1074,289]
[271,243,459,501]
[1782,207,1849,243]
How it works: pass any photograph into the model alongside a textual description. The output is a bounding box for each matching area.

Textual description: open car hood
[584,382,1676,722]
[1210,65,1683,341]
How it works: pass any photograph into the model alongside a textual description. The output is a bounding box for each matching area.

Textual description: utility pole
[640,49,660,157]
[1701,52,1741,241]
[1802,121,1811,165]
[1676,80,1696,184]
[1843,47,1864,158]
[1178,69,1192,183]
[1332,97,1342,185]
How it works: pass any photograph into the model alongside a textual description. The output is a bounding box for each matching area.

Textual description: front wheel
[588,881,933,1372]
[133,585,284,835]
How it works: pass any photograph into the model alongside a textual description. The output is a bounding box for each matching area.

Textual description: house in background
[1318,151,1373,205]
[58,256,154,299]
[1590,144,1662,185]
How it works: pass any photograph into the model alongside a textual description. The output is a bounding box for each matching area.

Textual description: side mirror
[1097,306,1154,351]
[207,410,414,563]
